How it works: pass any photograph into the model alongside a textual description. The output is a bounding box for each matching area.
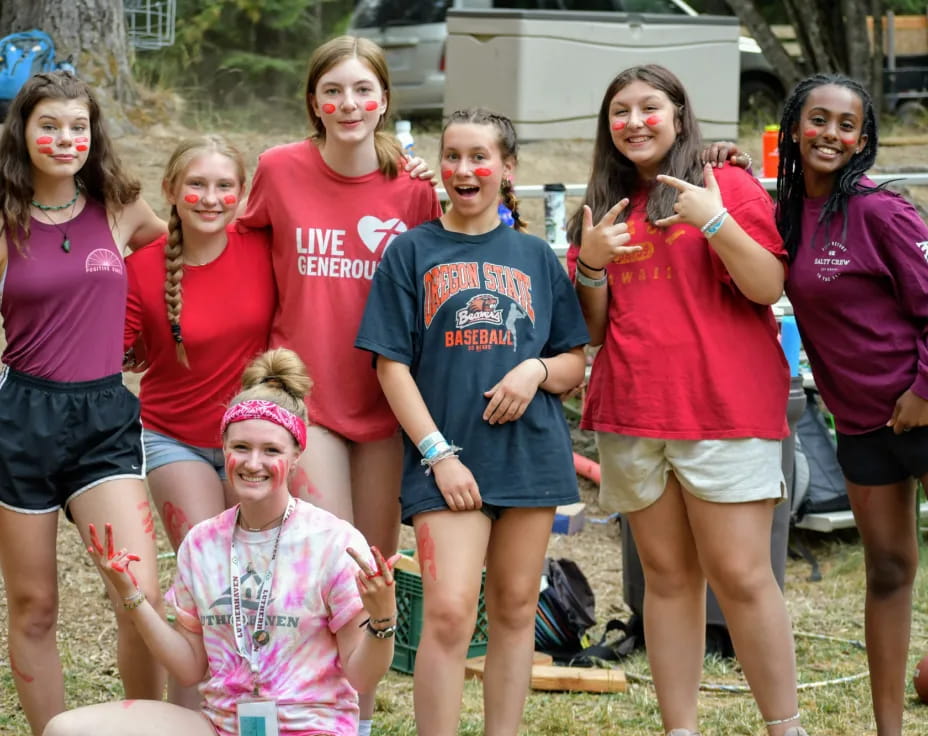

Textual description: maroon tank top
[1,199,128,381]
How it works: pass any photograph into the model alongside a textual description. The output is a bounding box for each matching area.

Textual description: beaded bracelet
[123,589,145,611]
[420,443,462,475]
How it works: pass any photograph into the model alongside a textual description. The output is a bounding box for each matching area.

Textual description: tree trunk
[0,0,135,106]
[726,0,803,89]
[870,0,884,117]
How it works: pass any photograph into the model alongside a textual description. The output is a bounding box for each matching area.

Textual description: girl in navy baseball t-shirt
[777,73,928,735]
[356,108,588,734]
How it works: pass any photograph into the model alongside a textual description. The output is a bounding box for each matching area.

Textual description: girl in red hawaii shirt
[567,65,806,736]
[239,35,441,733]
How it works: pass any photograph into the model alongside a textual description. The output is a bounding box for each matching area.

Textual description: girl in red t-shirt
[123,135,276,706]
[567,64,806,736]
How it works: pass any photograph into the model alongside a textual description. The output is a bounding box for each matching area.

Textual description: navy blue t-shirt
[356,220,589,520]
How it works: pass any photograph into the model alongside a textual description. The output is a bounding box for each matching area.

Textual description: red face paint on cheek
[35,136,53,145]
[38,147,53,155]
[611,120,626,131]
[364,100,379,111]
[75,145,88,152]
[839,134,857,146]
[803,128,818,138]
[225,455,238,481]
[645,115,661,126]
[322,103,336,114]
[416,522,437,581]
[223,194,238,206]
[441,168,453,180]
[271,459,287,491]
[473,167,493,177]
[75,136,89,152]
[183,193,199,204]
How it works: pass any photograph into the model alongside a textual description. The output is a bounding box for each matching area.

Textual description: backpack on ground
[0,30,75,118]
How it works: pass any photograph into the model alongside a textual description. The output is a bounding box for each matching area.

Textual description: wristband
[424,440,451,460]
[421,443,462,475]
[416,431,444,457]
[576,269,608,288]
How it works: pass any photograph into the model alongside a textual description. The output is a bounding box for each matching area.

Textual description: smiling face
[165,151,243,237]
[794,84,867,197]
[310,56,386,147]
[223,419,300,509]
[440,122,513,230]
[25,97,91,181]
[607,80,680,180]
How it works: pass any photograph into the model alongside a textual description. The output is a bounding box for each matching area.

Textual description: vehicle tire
[894,100,928,128]
[740,77,784,127]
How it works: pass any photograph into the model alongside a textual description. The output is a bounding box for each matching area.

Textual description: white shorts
[596,433,786,514]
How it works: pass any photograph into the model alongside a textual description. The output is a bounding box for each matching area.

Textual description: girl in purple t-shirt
[0,71,166,733]
[776,73,928,735]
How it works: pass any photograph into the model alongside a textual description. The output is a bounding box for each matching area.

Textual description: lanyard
[229,497,294,692]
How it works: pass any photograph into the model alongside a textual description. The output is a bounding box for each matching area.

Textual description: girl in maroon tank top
[0,71,167,734]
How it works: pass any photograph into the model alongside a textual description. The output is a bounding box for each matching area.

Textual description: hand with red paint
[482,359,545,425]
[347,545,399,623]
[433,457,482,512]
[700,141,751,170]
[654,163,724,230]
[404,156,437,186]
[578,199,639,270]
[86,523,141,598]
[887,387,928,434]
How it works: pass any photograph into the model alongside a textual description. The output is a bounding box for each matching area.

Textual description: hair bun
[240,348,312,402]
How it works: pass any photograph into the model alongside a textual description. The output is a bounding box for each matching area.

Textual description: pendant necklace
[33,188,80,253]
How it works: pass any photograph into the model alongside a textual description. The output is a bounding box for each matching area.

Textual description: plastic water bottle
[395,120,415,157]
[544,182,567,245]
[779,315,801,377]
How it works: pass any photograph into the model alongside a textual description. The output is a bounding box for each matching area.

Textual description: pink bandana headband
[221,399,307,451]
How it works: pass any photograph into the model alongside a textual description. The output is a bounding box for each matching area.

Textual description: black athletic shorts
[836,425,928,486]
[0,366,145,516]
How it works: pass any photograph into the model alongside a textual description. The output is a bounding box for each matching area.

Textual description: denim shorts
[143,428,226,480]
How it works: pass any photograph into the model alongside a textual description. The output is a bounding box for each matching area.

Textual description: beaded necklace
[33,189,81,253]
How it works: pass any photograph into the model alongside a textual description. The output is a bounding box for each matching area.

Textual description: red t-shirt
[239,140,442,442]
[124,224,276,447]
[567,164,790,439]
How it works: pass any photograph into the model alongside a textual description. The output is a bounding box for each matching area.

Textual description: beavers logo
[455,293,503,328]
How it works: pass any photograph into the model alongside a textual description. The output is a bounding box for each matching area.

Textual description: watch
[366,620,397,639]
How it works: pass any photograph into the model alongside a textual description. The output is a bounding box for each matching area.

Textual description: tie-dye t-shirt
[167,499,368,735]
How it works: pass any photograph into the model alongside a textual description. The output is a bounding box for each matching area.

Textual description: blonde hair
[228,348,312,423]
[304,35,403,178]
[161,135,246,367]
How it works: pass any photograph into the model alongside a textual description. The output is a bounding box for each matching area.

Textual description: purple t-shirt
[1,199,127,381]
[786,181,928,434]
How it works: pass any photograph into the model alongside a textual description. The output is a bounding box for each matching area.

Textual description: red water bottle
[762,124,779,178]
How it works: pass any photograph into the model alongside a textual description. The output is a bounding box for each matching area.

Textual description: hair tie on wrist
[536,358,548,385]
[577,256,606,272]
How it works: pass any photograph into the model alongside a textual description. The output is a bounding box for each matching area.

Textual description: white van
[349,0,785,117]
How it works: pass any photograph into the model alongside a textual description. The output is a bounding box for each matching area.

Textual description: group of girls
[0,28,924,736]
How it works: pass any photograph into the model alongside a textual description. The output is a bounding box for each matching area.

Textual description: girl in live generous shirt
[567,64,806,736]
[43,349,398,736]
[777,73,928,735]
[236,38,440,730]
[0,71,167,734]
[357,108,589,735]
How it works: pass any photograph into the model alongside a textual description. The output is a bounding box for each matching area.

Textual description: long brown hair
[304,35,402,178]
[0,71,141,252]
[566,64,704,245]
[161,135,246,367]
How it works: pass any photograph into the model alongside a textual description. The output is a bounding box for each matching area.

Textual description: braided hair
[442,108,528,232]
[161,135,246,367]
[775,73,882,260]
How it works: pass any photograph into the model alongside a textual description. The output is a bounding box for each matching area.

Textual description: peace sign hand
[654,163,724,229]
[578,199,641,270]
[87,523,141,598]
[347,545,400,623]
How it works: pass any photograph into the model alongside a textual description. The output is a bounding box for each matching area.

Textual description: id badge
[236,699,279,736]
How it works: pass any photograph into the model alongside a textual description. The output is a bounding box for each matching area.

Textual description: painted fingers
[578,198,639,269]
[347,546,399,621]
[87,522,141,595]
[654,163,724,229]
